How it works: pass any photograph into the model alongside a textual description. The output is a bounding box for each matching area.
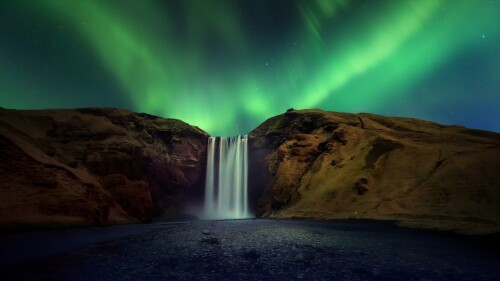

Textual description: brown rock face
[0,108,208,229]
[249,109,500,233]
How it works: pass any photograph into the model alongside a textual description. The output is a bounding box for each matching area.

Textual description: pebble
[295,252,306,262]
[6,220,496,280]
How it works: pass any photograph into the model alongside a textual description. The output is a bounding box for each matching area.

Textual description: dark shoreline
[2,216,499,238]
[2,219,499,275]
[2,219,500,280]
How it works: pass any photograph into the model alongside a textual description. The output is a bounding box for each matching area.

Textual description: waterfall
[204,135,251,219]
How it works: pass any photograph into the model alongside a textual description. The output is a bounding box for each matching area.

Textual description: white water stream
[204,135,251,219]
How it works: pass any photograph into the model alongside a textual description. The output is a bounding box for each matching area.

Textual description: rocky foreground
[1,107,500,234]
[2,220,499,281]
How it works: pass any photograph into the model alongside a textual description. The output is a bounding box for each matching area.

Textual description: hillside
[249,109,500,234]
[2,107,499,234]
[0,108,208,229]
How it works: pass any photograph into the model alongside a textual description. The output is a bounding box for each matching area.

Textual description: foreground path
[1,219,499,280]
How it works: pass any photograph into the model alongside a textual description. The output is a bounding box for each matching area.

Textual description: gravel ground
[1,219,499,281]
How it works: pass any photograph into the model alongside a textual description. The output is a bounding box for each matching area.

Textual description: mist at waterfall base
[202,136,253,220]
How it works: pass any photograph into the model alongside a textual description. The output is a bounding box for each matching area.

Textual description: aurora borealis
[0,0,499,136]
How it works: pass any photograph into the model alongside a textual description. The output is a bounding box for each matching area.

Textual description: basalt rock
[0,108,208,229]
[249,109,500,234]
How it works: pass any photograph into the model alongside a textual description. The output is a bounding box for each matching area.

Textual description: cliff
[2,107,499,234]
[0,108,208,229]
[249,109,500,234]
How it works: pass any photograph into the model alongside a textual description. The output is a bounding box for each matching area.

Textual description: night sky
[1,0,499,136]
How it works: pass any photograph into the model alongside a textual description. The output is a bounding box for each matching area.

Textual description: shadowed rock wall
[0,108,208,228]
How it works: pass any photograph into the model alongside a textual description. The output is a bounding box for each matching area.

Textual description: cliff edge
[0,108,208,229]
[249,109,500,234]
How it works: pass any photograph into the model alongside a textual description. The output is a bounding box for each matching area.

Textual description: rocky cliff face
[0,108,208,229]
[2,107,499,234]
[249,109,500,233]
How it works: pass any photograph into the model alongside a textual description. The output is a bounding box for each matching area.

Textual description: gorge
[2,1,499,278]
[0,107,499,234]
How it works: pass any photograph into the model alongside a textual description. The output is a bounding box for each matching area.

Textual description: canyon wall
[0,108,208,229]
[249,109,500,233]
[2,107,500,234]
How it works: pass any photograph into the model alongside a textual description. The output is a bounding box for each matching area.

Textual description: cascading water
[204,135,251,219]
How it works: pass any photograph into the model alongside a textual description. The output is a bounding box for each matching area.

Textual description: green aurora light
[0,0,499,135]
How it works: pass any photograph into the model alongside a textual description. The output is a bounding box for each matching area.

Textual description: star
[0,0,498,135]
